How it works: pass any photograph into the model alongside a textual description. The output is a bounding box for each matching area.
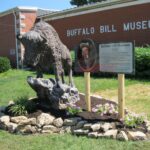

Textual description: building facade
[0,0,150,67]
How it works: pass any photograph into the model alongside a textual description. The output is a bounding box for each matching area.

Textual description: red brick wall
[21,11,36,33]
[0,13,16,66]
[48,3,150,49]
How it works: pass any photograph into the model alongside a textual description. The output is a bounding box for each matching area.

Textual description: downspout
[13,11,19,69]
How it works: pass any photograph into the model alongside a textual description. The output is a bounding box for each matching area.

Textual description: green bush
[135,47,150,78]
[8,96,37,116]
[0,57,11,73]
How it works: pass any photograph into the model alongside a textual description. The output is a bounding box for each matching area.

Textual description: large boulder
[27,77,79,110]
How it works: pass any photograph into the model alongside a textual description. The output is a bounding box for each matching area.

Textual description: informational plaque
[99,42,134,74]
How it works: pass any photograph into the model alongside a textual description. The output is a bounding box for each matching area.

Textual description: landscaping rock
[61,126,72,133]
[104,129,118,139]
[116,131,128,141]
[73,129,89,135]
[127,131,147,141]
[53,118,63,127]
[101,123,111,132]
[75,121,87,129]
[97,133,104,138]
[11,116,28,124]
[88,132,98,138]
[18,125,37,134]
[0,115,10,124]
[7,122,18,133]
[43,125,59,133]
[41,130,53,134]
[83,123,92,130]
[18,118,37,126]
[63,117,81,126]
[147,126,150,132]
[37,113,55,127]
[91,123,101,132]
[8,101,15,106]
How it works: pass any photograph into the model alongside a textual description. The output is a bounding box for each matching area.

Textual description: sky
[0,0,73,12]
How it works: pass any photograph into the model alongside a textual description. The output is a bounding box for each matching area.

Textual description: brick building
[0,6,53,68]
[0,0,150,68]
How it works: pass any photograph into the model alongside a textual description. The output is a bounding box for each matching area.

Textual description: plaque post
[84,72,91,112]
[118,74,125,119]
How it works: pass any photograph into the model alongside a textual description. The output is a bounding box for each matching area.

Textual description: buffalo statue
[17,20,73,86]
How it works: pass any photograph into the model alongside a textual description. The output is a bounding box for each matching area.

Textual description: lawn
[0,69,150,150]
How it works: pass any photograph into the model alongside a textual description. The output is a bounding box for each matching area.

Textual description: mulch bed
[27,94,119,122]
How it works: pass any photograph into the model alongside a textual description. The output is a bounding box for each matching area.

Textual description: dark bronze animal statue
[17,20,73,86]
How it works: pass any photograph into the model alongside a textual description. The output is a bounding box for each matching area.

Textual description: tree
[70,0,107,6]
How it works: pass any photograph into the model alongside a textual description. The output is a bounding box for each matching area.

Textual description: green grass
[0,69,150,150]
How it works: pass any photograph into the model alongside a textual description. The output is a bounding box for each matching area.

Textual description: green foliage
[0,57,11,73]
[92,103,118,116]
[8,96,37,116]
[135,47,150,78]
[124,113,145,128]
[66,103,82,115]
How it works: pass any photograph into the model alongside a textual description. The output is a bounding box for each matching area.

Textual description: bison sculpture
[17,20,73,86]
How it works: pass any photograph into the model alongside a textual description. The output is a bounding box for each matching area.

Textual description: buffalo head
[17,31,46,66]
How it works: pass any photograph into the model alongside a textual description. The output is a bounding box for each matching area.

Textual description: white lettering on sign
[100,25,117,33]
[67,27,95,37]
[123,20,150,31]
[66,20,150,37]
[99,42,134,74]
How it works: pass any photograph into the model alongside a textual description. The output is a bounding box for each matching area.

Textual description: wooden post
[118,74,125,119]
[84,72,91,112]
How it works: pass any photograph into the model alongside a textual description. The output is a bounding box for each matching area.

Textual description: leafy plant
[92,103,118,116]
[124,113,145,128]
[8,96,37,116]
[0,57,11,73]
[66,103,82,115]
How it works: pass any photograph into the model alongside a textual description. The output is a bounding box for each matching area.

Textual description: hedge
[0,57,11,73]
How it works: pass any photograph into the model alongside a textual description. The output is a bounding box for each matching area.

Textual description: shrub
[0,57,11,73]
[8,96,37,116]
[66,103,82,115]
[135,47,150,78]
[124,113,145,128]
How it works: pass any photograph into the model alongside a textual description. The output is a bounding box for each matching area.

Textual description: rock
[110,122,116,129]
[127,131,147,141]
[91,123,101,132]
[0,115,10,124]
[101,123,111,132]
[41,130,53,134]
[73,129,89,135]
[97,133,104,138]
[7,122,18,133]
[147,126,150,132]
[63,117,81,126]
[61,126,72,133]
[27,77,80,110]
[11,116,28,124]
[117,131,128,141]
[8,101,15,106]
[37,113,55,127]
[0,106,6,112]
[43,125,59,133]
[74,121,87,129]
[53,118,63,127]
[88,132,98,138]
[18,118,37,126]
[104,129,118,139]
[83,123,92,130]
[18,125,37,134]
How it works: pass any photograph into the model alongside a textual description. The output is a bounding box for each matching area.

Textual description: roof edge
[0,6,38,17]
[41,0,147,20]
